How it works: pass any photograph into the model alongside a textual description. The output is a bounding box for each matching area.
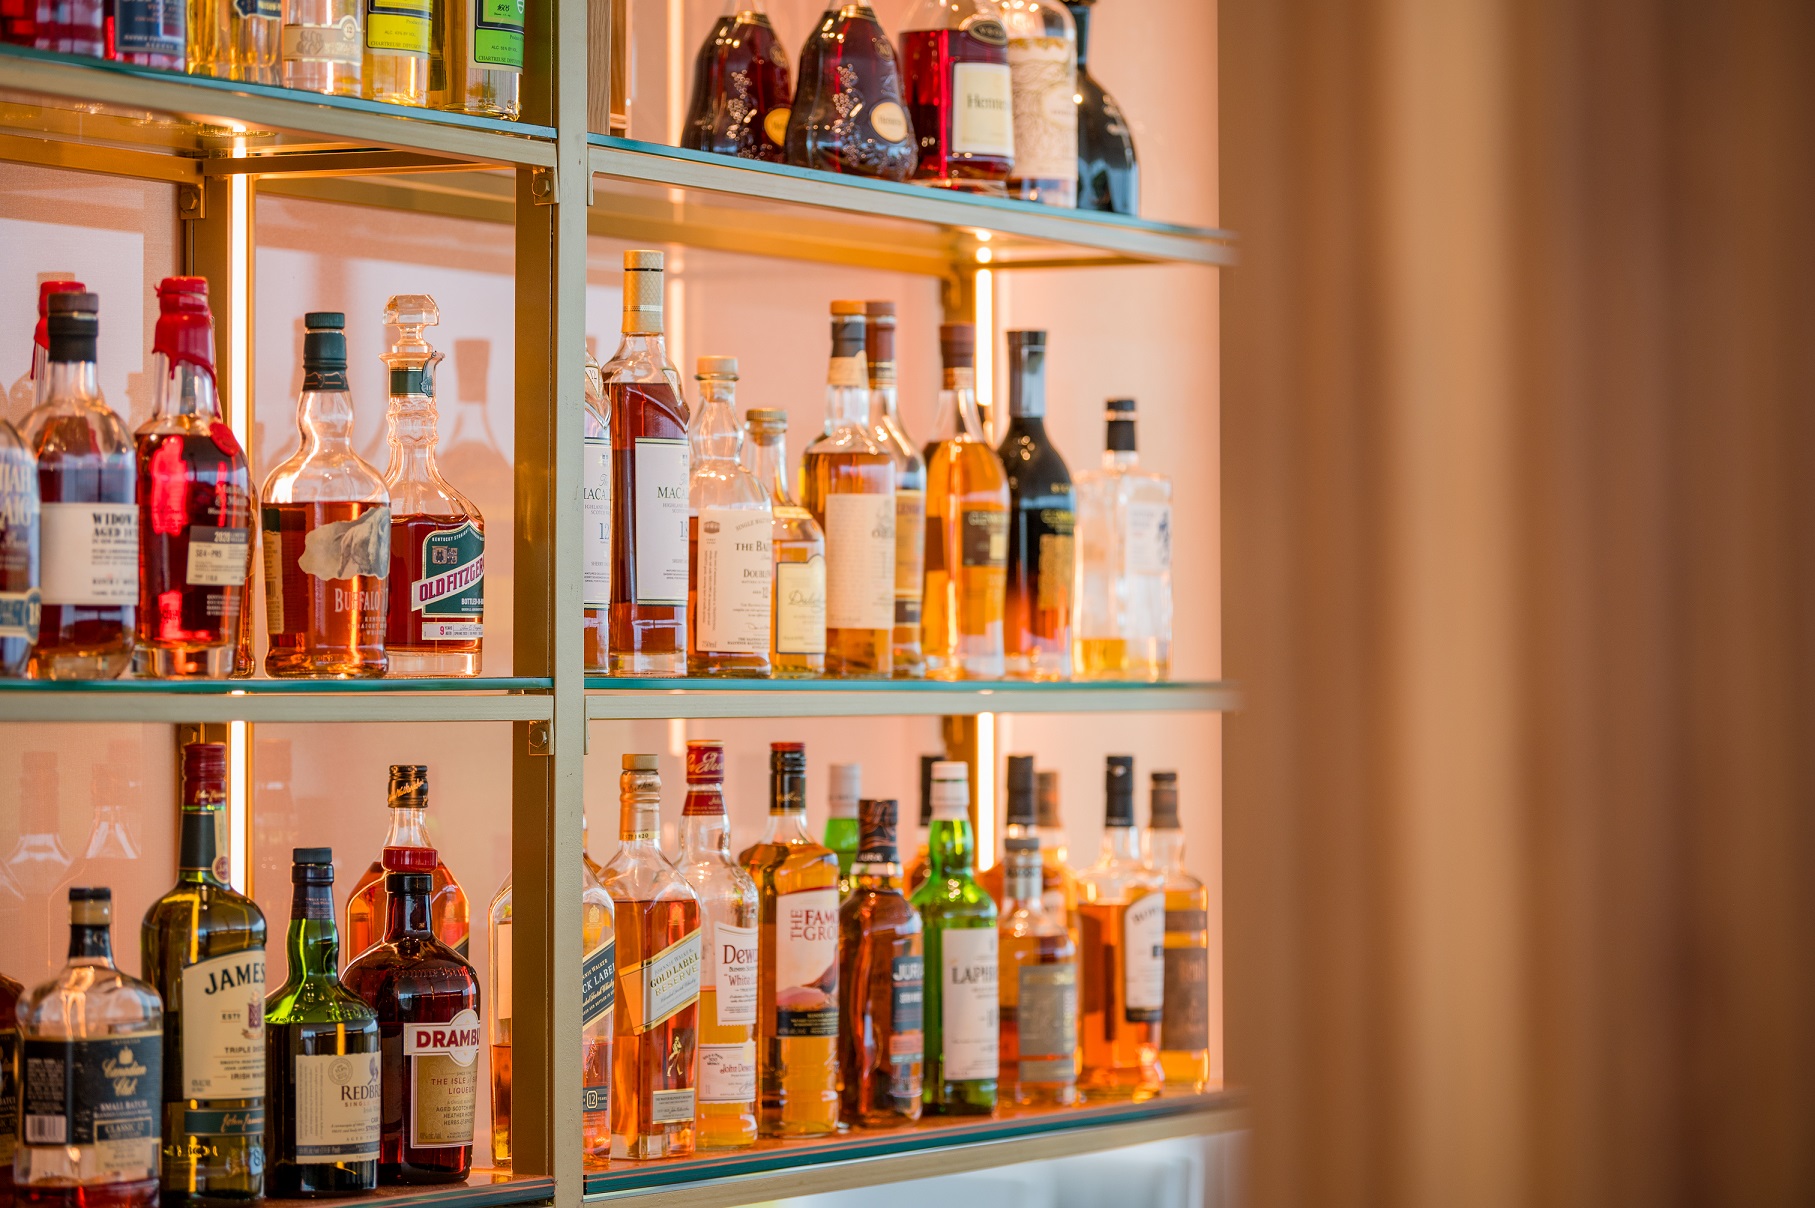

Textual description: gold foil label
[619,929,702,1034]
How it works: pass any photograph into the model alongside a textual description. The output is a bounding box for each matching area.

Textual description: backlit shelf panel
[585,679,1236,720]
[0,677,554,723]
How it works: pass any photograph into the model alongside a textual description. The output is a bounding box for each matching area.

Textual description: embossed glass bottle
[901,0,1014,192]
[742,409,825,677]
[784,2,918,180]
[864,302,926,677]
[687,358,772,677]
[681,0,792,160]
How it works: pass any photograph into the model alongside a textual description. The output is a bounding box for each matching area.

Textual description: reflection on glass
[10,752,73,973]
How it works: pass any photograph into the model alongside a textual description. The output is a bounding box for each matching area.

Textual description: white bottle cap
[930,760,970,819]
[828,763,861,818]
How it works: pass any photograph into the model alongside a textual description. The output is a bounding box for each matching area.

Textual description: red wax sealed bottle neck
[34,279,86,352]
[154,276,217,381]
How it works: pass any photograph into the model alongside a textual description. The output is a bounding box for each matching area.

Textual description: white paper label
[1127,502,1172,577]
[712,922,758,1027]
[775,556,827,654]
[951,60,1015,157]
[827,355,867,388]
[184,526,252,587]
[40,502,137,605]
[695,506,772,654]
[697,1041,756,1105]
[180,950,267,1100]
[1008,36,1079,182]
[1123,891,1167,1016]
[823,492,894,631]
[633,437,689,606]
[939,928,999,1080]
[421,621,483,640]
[293,1050,381,1163]
[495,919,512,1022]
[583,435,612,608]
[777,888,839,996]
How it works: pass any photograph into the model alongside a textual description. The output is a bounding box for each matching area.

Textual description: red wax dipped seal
[154,275,218,383]
[34,279,85,352]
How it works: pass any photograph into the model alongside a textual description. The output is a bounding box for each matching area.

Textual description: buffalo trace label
[775,889,839,1038]
[404,1007,480,1148]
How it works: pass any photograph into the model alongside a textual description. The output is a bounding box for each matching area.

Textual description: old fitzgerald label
[293,1051,380,1164]
[21,1032,161,1178]
[404,1007,480,1148]
[775,889,839,1038]
[412,520,484,640]
[621,930,701,1034]
[181,950,267,1104]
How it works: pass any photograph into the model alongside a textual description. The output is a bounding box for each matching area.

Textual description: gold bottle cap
[696,355,738,379]
[745,407,786,428]
[622,752,659,771]
[622,250,665,335]
[830,299,866,316]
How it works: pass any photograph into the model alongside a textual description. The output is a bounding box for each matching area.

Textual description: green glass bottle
[908,760,999,1116]
[140,742,268,1205]
[823,762,862,895]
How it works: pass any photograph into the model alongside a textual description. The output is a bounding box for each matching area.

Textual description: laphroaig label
[1007,36,1078,182]
[621,930,701,1033]
[695,507,772,654]
[823,492,895,631]
[775,889,839,1038]
[939,929,998,1081]
[1123,893,1166,1023]
[411,520,484,640]
[1016,962,1078,1083]
[181,950,267,1101]
[40,502,137,605]
[365,0,429,54]
[583,435,612,608]
[184,525,252,587]
[292,1051,380,1164]
[21,1032,161,1178]
[775,557,827,654]
[951,59,1014,158]
[697,1042,755,1105]
[633,437,689,606]
[472,0,523,69]
[1127,502,1172,577]
[404,1008,480,1148]
[712,922,758,1027]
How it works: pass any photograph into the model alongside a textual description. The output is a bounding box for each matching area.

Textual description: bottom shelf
[265,1171,556,1208]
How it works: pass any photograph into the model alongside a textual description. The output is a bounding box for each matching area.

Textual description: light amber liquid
[1076,635,1171,681]
[262,500,389,678]
[611,897,700,1160]
[769,509,825,678]
[1078,899,1162,1101]
[923,439,1008,680]
[188,0,278,81]
[999,928,1078,1106]
[687,516,770,677]
[1160,884,1212,1090]
[365,47,430,106]
[694,986,758,1148]
[801,449,893,677]
[743,828,841,1136]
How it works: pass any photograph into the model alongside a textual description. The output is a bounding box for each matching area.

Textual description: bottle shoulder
[23,402,134,461]
[265,976,382,1027]
[20,964,163,1035]
[143,880,269,942]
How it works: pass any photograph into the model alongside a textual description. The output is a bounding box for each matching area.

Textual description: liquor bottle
[105,0,183,65]
[922,322,1009,680]
[864,302,926,678]
[998,834,1077,1106]
[280,0,363,95]
[583,347,612,670]
[909,761,998,1115]
[997,329,1074,680]
[605,251,690,676]
[264,848,382,1197]
[190,0,277,83]
[1064,0,1137,214]
[141,741,268,1203]
[346,765,471,960]
[381,295,486,677]
[16,889,163,1208]
[1146,771,1210,1091]
[600,754,702,1160]
[979,754,1074,911]
[742,408,825,678]
[342,846,482,1183]
[1001,0,1078,205]
[687,357,772,677]
[0,966,22,1204]
[435,0,523,119]
[900,0,1014,193]
[362,0,431,106]
[1035,769,1078,925]
[801,302,895,678]
[836,797,924,1127]
[903,753,938,895]
[1077,755,1163,1100]
[823,762,861,895]
[680,0,792,161]
[583,807,607,884]
[261,313,391,678]
[22,291,136,681]
[134,276,253,681]
[0,405,39,679]
[23,0,102,55]
[738,743,840,1137]
[784,2,917,180]
[1076,397,1172,680]
[674,741,759,1149]
[9,280,86,422]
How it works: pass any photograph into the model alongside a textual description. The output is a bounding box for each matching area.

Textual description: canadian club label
[582,935,617,1028]
[293,1051,381,1164]
[938,928,998,1081]
[21,1032,162,1177]
[0,1027,18,1165]
[1122,893,1166,1024]
[775,889,839,1038]
[181,949,267,1103]
[411,520,484,641]
[1016,962,1078,1084]
[404,1007,480,1148]
[620,930,701,1034]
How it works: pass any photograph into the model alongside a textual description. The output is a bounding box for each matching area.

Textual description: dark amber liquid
[901,27,1012,189]
[785,4,917,180]
[33,422,134,675]
[384,513,484,667]
[136,429,251,668]
[837,877,923,1126]
[611,895,700,1159]
[680,11,792,161]
[608,378,688,674]
[17,1179,160,1208]
[262,500,388,678]
[1077,900,1161,1101]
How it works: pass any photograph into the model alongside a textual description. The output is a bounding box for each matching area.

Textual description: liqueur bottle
[674,741,760,1149]
[8,280,86,422]
[823,761,861,895]
[435,0,524,119]
[582,348,613,670]
[742,409,825,678]
[836,797,924,1127]
[1064,0,1138,214]
[997,329,1074,680]
[1001,0,1078,205]
[738,743,840,1137]
[261,313,391,679]
[1076,397,1172,680]
[134,277,253,681]
[106,0,183,66]
[0,967,22,1204]
[1077,755,1164,1100]
[21,0,101,55]
[908,760,998,1115]
[0,406,39,679]
[864,302,926,678]
[600,754,703,1160]
[345,765,471,960]
[606,251,690,676]
[264,848,382,1197]
[680,0,792,161]
[381,296,486,677]
[16,889,163,1208]
[784,2,917,180]
[341,846,482,1183]
[1035,769,1079,924]
[922,322,1009,680]
[21,292,136,681]
[1146,771,1210,1091]
[998,834,1078,1106]
[190,0,278,83]
[903,753,938,895]
[687,357,772,677]
[280,0,363,94]
[141,742,268,1204]
[900,0,1014,192]
[800,302,895,678]
[363,0,431,106]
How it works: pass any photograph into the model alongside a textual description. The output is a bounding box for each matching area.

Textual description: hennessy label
[950,60,1014,158]
[1122,892,1166,1023]
[293,1051,381,1163]
[22,1032,161,1178]
[775,889,839,1038]
[405,1008,480,1149]
[620,930,701,1034]
[938,929,998,1081]
[180,950,267,1101]
[411,520,484,640]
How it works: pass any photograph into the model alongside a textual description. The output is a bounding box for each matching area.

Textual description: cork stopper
[1150,771,1180,829]
[622,250,665,334]
[68,886,111,925]
[746,407,786,430]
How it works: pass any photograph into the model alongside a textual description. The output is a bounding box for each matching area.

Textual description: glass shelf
[264,1171,555,1208]
[585,679,1236,719]
[0,677,554,723]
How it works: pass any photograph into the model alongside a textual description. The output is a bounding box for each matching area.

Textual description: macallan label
[633,437,690,606]
[292,1051,380,1163]
[951,60,1014,158]
[775,889,839,1038]
[695,506,772,654]
[40,502,137,605]
[1123,892,1166,1022]
[696,1041,755,1105]
[939,928,998,1081]
[712,922,758,1027]
[621,929,702,1034]
[583,434,612,608]
[21,1032,161,1179]
[404,1007,480,1148]
[775,556,827,654]
[823,492,895,631]
[1127,501,1172,577]
[180,949,267,1100]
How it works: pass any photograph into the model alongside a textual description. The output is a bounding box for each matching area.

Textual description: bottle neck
[296,386,360,456]
[1004,852,1043,906]
[1101,822,1142,862]
[1068,2,1090,64]
[680,783,732,857]
[825,352,870,431]
[764,808,813,844]
[1101,448,1140,469]
[1149,828,1186,874]
[384,369,445,486]
[384,881,434,939]
[928,816,975,880]
[691,379,743,464]
[935,368,986,442]
[44,359,101,407]
[287,882,341,980]
[384,806,431,849]
[152,353,222,422]
[177,808,224,886]
[67,921,115,965]
[745,429,794,505]
[619,776,662,848]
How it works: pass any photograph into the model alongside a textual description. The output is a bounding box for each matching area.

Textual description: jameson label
[633,437,689,606]
[282,16,362,65]
[893,488,924,626]
[697,1041,755,1105]
[621,930,701,1033]
[823,492,895,631]
[40,503,137,605]
[1007,35,1079,182]
[405,1007,480,1148]
[114,0,183,54]
[412,520,484,640]
[292,1051,381,1163]
[960,508,1008,567]
[649,1088,694,1125]
[472,0,524,69]
[1127,502,1173,577]
[581,935,616,1028]
[365,0,430,54]
[889,953,924,1085]
[583,434,612,608]
[775,557,827,654]
[939,929,998,1081]
[21,1032,161,1177]
[776,889,839,1038]
[181,950,267,1100]
[712,922,758,1027]
[1016,962,1078,1083]
[695,507,772,655]
[950,60,1014,158]
[0,1028,18,1165]
[1123,892,1166,1023]
[184,525,251,587]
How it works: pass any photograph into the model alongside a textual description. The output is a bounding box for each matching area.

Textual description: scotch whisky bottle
[837,797,924,1127]
[345,765,471,960]
[687,358,773,677]
[998,834,1078,1106]
[1075,396,1172,681]
[1146,771,1211,1090]
[864,302,926,678]
[1077,755,1164,1100]
[742,408,826,677]
[998,329,1074,680]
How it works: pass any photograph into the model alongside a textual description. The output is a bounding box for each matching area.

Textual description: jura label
[21,1032,161,1179]
[775,556,827,654]
[582,935,616,1029]
[184,525,252,587]
[411,521,484,639]
[583,433,612,608]
[292,1051,380,1164]
[889,952,924,1086]
[1016,961,1078,1083]
[1123,892,1166,1022]
[633,437,689,606]
[951,60,1015,158]
[622,929,702,1034]
[695,506,772,654]
[1007,35,1079,182]
[40,502,137,605]
[696,1041,755,1105]
[712,922,758,1027]
[1127,502,1172,577]
[824,492,895,631]
[939,929,998,1081]
[181,950,267,1101]
[775,889,839,1038]
[405,1007,480,1148]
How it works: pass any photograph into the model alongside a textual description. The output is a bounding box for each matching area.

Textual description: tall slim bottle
[979,754,1072,910]
[742,409,825,677]
[997,329,1074,679]
[823,762,861,895]
[864,302,926,678]
[687,358,772,677]
[1076,397,1172,680]
[1147,771,1210,1090]
[1065,0,1139,214]
[998,834,1078,1106]
[1077,755,1163,1100]
[836,798,924,1127]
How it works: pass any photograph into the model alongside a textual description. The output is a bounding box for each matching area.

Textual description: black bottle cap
[919,754,940,826]
[388,764,429,808]
[1105,754,1135,826]
[293,848,336,883]
[1005,755,1037,826]
[1150,771,1180,829]
[856,798,899,864]
[294,846,333,864]
[68,886,111,902]
[386,871,433,895]
[303,311,349,371]
[1006,330,1048,418]
[46,291,99,363]
[1106,397,1137,452]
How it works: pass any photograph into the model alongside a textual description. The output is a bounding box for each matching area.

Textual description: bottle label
[263,502,391,643]
[0,1027,18,1165]
[181,949,268,1100]
[951,60,1015,158]
[763,106,791,146]
[1126,501,1171,577]
[232,0,279,19]
[889,952,925,1086]
[823,492,895,631]
[40,502,137,605]
[21,1032,161,1179]
[292,1050,381,1164]
[696,1041,756,1105]
[1016,961,1078,1083]
[775,556,827,654]
[472,0,524,69]
[113,0,183,55]
[184,525,252,587]
[960,507,1008,567]
[281,17,362,65]
[1123,891,1166,1022]
[295,505,393,580]
[404,1007,481,1148]
[695,506,772,654]
[870,100,910,144]
[622,929,701,1034]
[582,933,616,1028]
[1035,510,1075,613]
[649,1087,695,1124]
[412,520,485,639]
[633,437,690,606]
[893,488,924,627]
[1008,36,1079,181]
[939,928,999,1080]
[712,922,758,1027]
[0,589,40,643]
[1161,943,1210,1053]
[775,888,839,1037]
[365,0,429,54]
[583,435,612,608]
[827,356,867,389]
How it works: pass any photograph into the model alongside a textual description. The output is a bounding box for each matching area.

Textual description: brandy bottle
[687,357,772,677]
[901,0,1014,192]
[1146,771,1211,1090]
[1002,0,1078,205]
[345,765,471,961]
[681,0,793,161]
[998,329,1074,679]
[1077,755,1164,1100]
[785,3,918,180]
[998,834,1078,1106]
[742,408,825,677]
[0,403,39,680]
[1066,0,1139,214]
[864,301,926,678]
[837,797,924,1127]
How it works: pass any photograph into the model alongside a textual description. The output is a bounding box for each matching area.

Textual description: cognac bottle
[785,2,918,180]
[998,329,1074,679]
[681,0,792,161]
[1066,0,1139,214]
[1002,0,1078,205]
[837,797,924,1127]
[901,0,1015,193]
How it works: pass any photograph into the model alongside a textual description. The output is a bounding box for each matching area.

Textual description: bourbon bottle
[8,279,84,421]
[836,797,923,1127]
[1077,755,1163,1100]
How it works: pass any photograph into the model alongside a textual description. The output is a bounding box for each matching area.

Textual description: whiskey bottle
[190,0,278,84]
[0,402,39,680]
[22,291,136,681]
[1002,0,1078,206]
[0,967,22,1203]
[998,329,1074,680]
[606,251,691,676]
[346,765,471,960]
[342,846,482,1183]
[434,0,523,119]
[864,302,926,678]
[687,358,773,677]
[742,408,825,677]
[141,741,268,1204]
[998,835,1078,1106]
[1146,771,1210,1091]
[1076,398,1172,680]
[264,848,381,1196]
[784,2,917,180]
[600,754,703,1160]
[1077,755,1163,1100]
[909,760,998,1115]
[837,797,924,1127]
[739,743,840,1137]
[903,753,939,895]
[922,322,1009,680]
[979,754,1072,911]
[823,761,861,895]
[362,0,431,106]
[1035,769,1079,926]
[583,348,613,670]
[16,888,163,1208]
[381,295,486,678]
[280,0,363,95]
[675,741,759,1149]
[135,277,253,681]
[900,0,1014,193]
[261,313,391,679]
[1066,0,1139,215]
[801,302,895,678]
[680,0,792,161]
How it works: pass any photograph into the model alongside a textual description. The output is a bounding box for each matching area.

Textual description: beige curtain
[1221,1,1815,1205]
